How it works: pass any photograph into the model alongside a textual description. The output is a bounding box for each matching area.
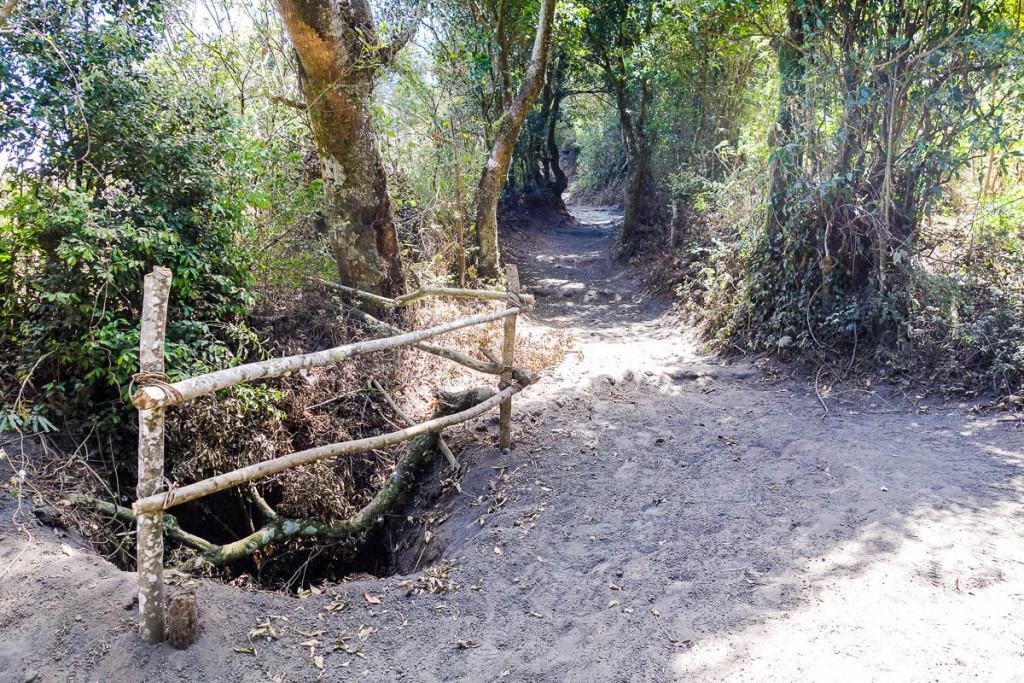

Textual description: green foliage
[657,0,1024,394]
[0,0,258,441]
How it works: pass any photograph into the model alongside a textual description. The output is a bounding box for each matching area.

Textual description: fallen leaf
[456,639,480,649]
[358,626,376,642]
[313,655,324,670]
[609,582,622,590]
[364,590,382,605]
[608,600,620,608]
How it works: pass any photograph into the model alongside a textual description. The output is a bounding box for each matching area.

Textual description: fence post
[136,266,172,643]
[499,264,520,450]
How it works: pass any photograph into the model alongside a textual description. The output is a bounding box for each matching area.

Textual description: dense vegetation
[1,0,1021,579]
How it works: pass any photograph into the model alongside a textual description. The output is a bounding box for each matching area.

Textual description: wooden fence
[129,265,533,643]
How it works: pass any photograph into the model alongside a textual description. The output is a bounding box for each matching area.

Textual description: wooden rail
[131,266,529,644]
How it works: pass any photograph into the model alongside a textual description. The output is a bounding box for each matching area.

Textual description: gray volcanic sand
[2,206,1023,683]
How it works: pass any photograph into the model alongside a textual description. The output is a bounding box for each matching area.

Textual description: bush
[0,63,258,441]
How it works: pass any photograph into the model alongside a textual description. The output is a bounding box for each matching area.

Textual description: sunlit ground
[672,476,1024,682]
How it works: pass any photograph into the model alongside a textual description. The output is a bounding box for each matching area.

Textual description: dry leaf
[608,600,620,608]
[609,582,621,590]
[456,639,480,649]
[364,590,382,605]
[313,655,324,670]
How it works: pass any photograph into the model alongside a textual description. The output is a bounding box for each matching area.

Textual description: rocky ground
[1,206,1022,682]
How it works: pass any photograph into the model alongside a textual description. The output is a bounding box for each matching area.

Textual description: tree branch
[0,0,20,29]
[270,95,307,112]
[377,0,427,68]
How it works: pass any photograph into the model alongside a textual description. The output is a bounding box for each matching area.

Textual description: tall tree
[473,0,557,279]
[583,0,656,239]
[274,0,421,307]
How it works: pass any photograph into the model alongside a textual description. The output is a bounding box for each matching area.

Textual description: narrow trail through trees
[1,207,1023,682]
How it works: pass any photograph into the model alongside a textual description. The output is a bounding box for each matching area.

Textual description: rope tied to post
[130,371,184,405]
[161,477,179,511]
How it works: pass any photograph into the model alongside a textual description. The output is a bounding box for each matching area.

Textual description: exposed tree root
[69,388,501,567]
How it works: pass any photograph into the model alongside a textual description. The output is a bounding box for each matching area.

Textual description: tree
[582,0,657,239]
[473,0,557,279]
[274,0,421,307]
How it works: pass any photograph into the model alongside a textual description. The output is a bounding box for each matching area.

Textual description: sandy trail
[2,206,1023,682]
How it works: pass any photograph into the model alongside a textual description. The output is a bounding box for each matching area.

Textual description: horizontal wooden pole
[339,302,539,386]
[131,307,524,410]
[312,278,397,307]
[393,286,535,308]
[133,383,522,515]
[314,278,534,308]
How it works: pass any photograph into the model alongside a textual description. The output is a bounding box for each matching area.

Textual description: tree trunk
[545,54,568,208]
[275,0,409,311]
[613,74,650,239]
[767,1,806,232]
[474,0,557,279]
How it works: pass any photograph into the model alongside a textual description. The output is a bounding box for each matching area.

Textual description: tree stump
[168,594,198,650]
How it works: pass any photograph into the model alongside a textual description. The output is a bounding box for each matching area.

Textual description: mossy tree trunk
[275,0,417,311]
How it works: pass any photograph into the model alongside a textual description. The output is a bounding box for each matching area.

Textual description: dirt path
[2,206,1023,682]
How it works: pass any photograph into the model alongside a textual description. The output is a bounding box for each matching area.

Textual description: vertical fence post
[136,266,172,643]
[499,264,520,450]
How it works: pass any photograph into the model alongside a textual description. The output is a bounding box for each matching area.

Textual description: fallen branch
[68,495,215,555]
[134,383,522,515]
[70,435,441,566]
[131,306,524,410]
[78,385,502,567]
[203,431,439,566]
[370,379,459,468]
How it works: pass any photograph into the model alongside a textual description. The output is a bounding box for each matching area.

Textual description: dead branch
[68,495,215,555]
[370,378,458,468]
